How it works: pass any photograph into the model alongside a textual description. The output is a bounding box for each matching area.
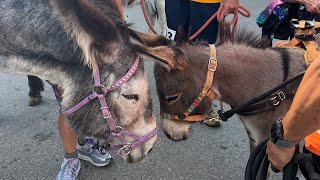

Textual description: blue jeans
[165,0,220,44]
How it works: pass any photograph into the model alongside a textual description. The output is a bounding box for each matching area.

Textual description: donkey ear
[134,45,188,71]
[129,30,175,47]
[51,0,119,43]
[76,0,118,43]
[50,0,122,67]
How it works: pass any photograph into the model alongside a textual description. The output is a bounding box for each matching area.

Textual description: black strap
[245,139,320,180]
[218,70,306,121]
[235,92,294,116]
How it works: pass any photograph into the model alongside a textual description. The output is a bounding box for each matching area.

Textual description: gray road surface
[0,1,281,179]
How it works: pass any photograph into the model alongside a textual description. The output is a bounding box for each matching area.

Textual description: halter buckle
[278,91,286,101]
[270,91,286,106]
[114,126,123,133]
[93,85,105,94]
[120,144,132,156]
[208,58,217,72]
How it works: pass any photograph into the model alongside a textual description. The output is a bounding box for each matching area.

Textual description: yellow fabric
[305,130,320,156]
[191,0,221,3]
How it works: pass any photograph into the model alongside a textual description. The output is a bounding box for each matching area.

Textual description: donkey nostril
[182,134,188,140]
[147,148,153,154]
[164,131,172,139]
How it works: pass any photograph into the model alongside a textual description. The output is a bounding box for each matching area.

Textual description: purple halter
[62,56,158,156]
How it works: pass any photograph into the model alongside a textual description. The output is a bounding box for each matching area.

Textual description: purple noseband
[62,56,158,156]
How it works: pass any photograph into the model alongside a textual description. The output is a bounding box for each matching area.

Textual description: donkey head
[50,0,158,163]
[153,27,277,141]
[144,29,216,141]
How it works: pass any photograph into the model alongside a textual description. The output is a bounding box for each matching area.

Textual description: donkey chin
[104,119,158,163]
[161,119,192,141]
[124,135,158,163]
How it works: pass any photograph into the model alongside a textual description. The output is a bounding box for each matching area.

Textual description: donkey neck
[0,52,95,100]
[214,44,306,106]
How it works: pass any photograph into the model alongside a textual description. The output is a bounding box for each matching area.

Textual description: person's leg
[145,0,156,34]
[50,84,78,154]
[58,113,78,154]
[165,0,189,40]
[56,113,81,180]
[27,75,44,106]
[156,0,167,36]
[189,2,220,44]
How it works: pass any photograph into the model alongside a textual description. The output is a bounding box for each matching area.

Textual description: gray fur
[0,0,156,148]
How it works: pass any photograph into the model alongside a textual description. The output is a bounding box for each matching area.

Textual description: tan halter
[160,45,218,121]
[276,19,320,64]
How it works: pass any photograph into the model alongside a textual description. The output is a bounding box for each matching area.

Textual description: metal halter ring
[208,58,217,72]
[270,91,286,106]
[120,144,132,156]
[114,126,123,133]
[277,91,286,101]
[92,85,105,94]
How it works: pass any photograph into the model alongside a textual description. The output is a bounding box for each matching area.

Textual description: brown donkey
[153,28,308,151]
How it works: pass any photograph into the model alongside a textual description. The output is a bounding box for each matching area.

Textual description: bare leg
[58,113,78,153]
[156,0,167,36]
[122,0,129,20]
[146,0,156,34]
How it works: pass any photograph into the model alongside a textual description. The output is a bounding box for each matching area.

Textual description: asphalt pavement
[0,1,282,179]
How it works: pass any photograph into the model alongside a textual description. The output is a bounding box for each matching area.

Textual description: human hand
[266,140,296,171]
[302,0,320,13]
[275,42,289,48]
[220,0,239,16]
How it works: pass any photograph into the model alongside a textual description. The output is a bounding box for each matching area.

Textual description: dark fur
[28,75,44,97]
[154,27,307,146]
[215,26,271,49]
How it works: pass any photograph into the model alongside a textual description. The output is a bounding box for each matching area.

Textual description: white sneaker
[77,138,113,167]
[56,158,81,180]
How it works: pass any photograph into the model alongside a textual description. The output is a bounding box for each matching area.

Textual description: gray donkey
[26,0,167,107]
[0,0,178,163]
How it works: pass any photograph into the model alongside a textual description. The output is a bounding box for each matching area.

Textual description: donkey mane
[215,27,270,49]
[172,26,269,51]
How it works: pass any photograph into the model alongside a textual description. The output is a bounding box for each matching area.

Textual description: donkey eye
[122,94,139,101]
[166,94,180,103]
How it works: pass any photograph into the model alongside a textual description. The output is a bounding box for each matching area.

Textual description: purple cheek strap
[62,56,158,156]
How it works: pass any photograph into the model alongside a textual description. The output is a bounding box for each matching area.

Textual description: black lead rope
[218,70,306,122]
[245,139,320,180]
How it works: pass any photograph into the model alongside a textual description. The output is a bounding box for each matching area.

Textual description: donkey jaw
[122,135,158,163]
[161,119,192,141]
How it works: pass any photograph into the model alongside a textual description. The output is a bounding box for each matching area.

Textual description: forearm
[283,0,320,13]
[283,58,320,141]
